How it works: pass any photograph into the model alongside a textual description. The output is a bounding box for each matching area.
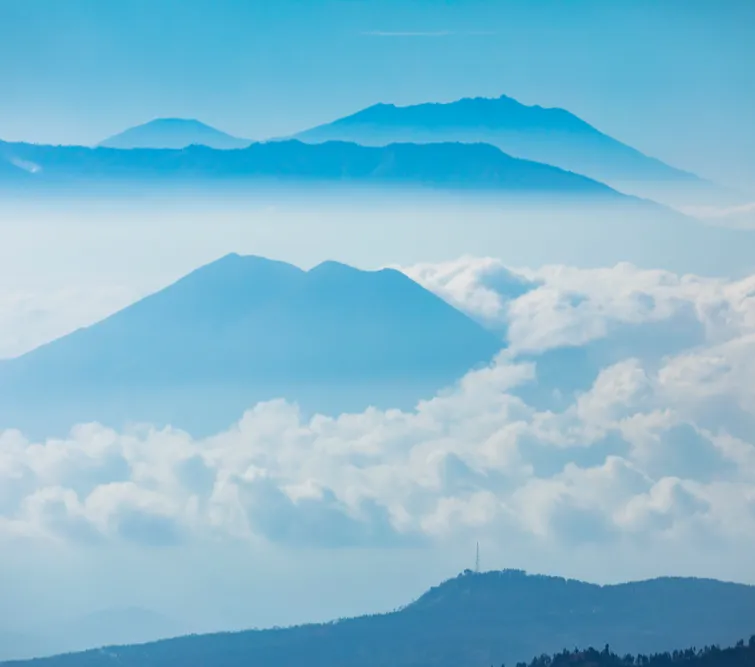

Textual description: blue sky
[0,0,753,185]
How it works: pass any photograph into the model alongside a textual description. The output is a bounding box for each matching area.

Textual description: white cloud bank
[2,258,755,567]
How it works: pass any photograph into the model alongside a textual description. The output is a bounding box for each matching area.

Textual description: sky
[1,1,755,655]
[0,0,754,186]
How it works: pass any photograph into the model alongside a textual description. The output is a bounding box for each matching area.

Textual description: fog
[1,186,754,360]
[2,187,755,659]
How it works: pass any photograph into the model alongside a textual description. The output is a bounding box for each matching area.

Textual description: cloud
[403,257,755,353]
[1,347,753,555]
[362,30,497,38]
[681,201,755,229]
[2,256,755,609]
[363,31,454,37]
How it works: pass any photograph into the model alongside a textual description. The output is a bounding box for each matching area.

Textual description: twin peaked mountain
[0,255,502,437]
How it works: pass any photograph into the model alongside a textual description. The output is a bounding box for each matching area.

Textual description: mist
[2,185,754,361]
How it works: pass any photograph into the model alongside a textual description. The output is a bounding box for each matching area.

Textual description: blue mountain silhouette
[0,254,502,436]
[0,138,621,197]
[99,118,251,150]
[3,571,755,667]
[292,95,709,201]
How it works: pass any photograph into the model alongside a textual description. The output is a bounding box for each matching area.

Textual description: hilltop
[3,571,755,667]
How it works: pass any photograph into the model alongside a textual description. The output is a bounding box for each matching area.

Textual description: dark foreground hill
[515,637,755,667]
[0,254,502,436]
[3,571,755,667]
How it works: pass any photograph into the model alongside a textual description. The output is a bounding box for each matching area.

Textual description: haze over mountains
[0,608,183,662]
[0,137,621,199]
[293,95,719,204]
[99,118,250,150]
[3,93,742,208]
[0,254,502,436]
[4,571,755,667]
[2,5,754,667]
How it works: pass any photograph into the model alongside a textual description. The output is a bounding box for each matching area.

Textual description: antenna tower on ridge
[475,541,480,573]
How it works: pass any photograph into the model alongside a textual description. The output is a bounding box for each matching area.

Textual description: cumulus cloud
[402,257,755,354]
[1,350,753,555]
[1,257,755,585]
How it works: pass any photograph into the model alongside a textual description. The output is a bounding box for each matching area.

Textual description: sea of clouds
[1,257,754,570]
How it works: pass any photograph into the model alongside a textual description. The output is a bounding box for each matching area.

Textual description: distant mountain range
[99,118,251,150]
[2,96,741,205]
[293,95,714,203]
[0,254,502,436]
[0,608,184,662]
[4,570,755,667]
[0,631,55,663]
[0,137,622,198]
[56,608,185,655]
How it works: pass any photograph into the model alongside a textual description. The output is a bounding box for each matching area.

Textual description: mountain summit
[0,254,502,436]
[293,94,705,201]
[99,118,250,149]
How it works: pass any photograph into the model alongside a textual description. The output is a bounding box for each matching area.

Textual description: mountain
[0,609,183,662]
[0,138,623,198]
[0,254,503,436]
[4,571,755,667]
[99,118,250,150]
[56,608,187,653]
[0,631,57,662]
[0,607,182,661]
[293,95,714,203]
[517,640,755,667]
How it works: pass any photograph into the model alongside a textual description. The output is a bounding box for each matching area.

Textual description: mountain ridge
[292,94,711,203]
[3,570,754,667]
[0,137,625,198]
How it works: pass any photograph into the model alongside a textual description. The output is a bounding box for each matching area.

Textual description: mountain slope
[0,254,503,436]
[99,118,250,150]
[4,571,755,667]
[293,95,709,201]
[0,138,623,197]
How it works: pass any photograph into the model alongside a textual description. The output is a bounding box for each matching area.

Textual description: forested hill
[512,637,755,667]
[3,571,755,667]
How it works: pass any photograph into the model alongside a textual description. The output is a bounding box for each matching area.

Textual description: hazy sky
[3,248,755,643]
[2,2,755,653]
[0,0,753,185]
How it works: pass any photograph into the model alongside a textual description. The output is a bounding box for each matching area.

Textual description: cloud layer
[2,257,755,567]
[681,201,755,229]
